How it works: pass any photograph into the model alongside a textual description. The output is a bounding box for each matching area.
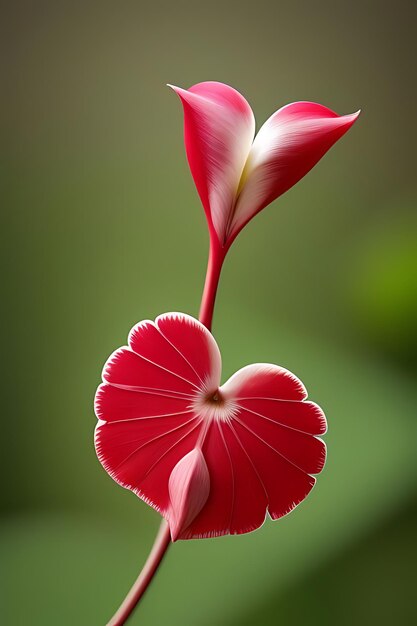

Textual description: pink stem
[105,236,226,625]
[199,238,226,331]
[107,520,171,626]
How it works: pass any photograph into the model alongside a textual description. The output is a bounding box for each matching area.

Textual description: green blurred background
[2,1,416,624]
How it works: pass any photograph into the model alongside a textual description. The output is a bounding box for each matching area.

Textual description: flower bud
[168,448,210,541]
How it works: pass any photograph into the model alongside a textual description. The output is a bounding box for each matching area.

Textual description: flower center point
[192,388,238,423]
[208,390,222,403]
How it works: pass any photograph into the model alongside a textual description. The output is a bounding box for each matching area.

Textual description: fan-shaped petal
[155,312,222,392]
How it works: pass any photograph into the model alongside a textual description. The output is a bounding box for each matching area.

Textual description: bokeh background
[2,1,416,624]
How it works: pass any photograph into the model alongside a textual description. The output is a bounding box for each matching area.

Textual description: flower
[169,81,360,248]
[95,313,326,540]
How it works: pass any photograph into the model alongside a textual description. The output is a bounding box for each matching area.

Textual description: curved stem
[199,239,226,331]
[107,520,171,626]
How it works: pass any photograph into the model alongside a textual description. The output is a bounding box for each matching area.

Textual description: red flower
[170,81,359,248]
[95,313,326,541]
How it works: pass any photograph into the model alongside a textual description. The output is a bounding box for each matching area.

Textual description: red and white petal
[229,102,360,238]
[168,448,210,541]
[102,347,195,396]
[170,82,255,243]
[155,313,222,393]
[128,319,204,388]
[221,363,307,401]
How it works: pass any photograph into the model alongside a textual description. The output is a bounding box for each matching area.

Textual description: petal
[155,312,222,393]
[128,319,204,387]
[229,103,360,239]
[221,363,308,401]
[168,448,210,541]
[169,82,255,243]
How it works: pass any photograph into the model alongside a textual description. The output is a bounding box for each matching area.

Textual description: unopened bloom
[170,81,359,248]
[95,313,326,540]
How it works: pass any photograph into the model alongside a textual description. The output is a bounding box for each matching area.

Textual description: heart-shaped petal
[171,82,359,246]
[95,313,326,540]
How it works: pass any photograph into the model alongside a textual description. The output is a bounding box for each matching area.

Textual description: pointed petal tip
[167,84,197,108]
[343,108,361,126]
[167,83,187,98]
